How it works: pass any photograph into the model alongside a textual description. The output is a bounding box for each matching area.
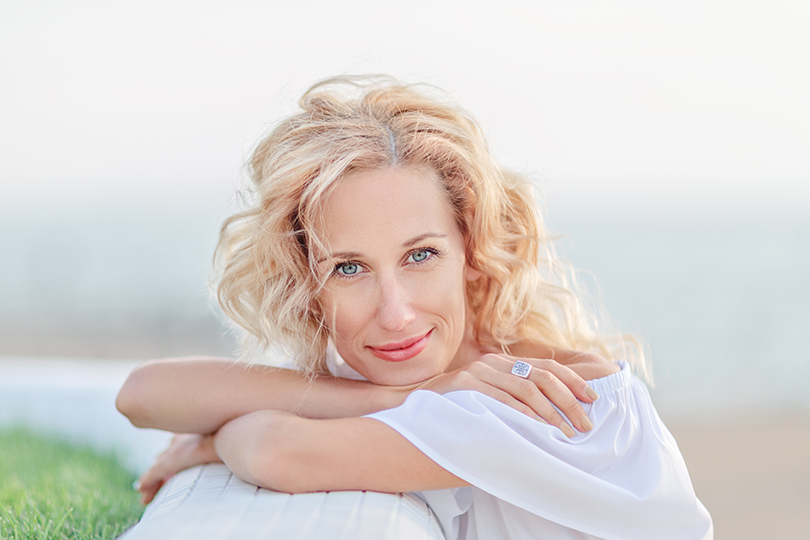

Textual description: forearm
[213,412,273,488]
[214,410,468,493]
[116,357,402,434]
[117,347,603,436]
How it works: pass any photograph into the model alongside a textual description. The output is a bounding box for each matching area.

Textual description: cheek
[320,288,367,337]
[422,264,468,320]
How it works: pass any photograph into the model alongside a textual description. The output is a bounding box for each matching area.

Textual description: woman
[117,77,712,539]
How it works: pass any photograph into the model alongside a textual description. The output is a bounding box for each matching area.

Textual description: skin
[314,166,480,386]
[130,353,602,504]
[123,166,619,503]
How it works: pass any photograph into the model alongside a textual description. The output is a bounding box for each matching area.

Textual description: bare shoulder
[559,351,621,381]
[508,341,620,381]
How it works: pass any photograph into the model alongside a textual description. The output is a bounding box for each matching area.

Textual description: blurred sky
[1,1,809,416]
[2,0,808,219]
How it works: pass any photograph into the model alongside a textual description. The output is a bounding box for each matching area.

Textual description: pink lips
[368,330,432,362]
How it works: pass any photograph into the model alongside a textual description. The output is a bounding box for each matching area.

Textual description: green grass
[0,429,143,540]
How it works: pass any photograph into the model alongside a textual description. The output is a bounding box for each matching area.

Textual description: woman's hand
[134,433,222,505]
[409,354,600,437]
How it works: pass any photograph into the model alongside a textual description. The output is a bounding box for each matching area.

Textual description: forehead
[314,167,460,251]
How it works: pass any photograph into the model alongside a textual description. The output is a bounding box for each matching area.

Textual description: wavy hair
[215,76,647,380]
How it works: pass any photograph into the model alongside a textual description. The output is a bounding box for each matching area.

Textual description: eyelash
[331,246,441,279]
[406,246,440,265]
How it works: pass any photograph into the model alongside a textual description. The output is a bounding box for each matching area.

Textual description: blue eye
[411,250,429,262]
[407,248,438,264]
[335,262,360,276]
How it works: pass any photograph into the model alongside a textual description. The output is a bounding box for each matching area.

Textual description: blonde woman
[117,77,712,539]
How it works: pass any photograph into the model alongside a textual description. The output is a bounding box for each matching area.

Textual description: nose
[375,274,416,331]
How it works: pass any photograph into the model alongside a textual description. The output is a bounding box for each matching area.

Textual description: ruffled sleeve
[365,363,713,540]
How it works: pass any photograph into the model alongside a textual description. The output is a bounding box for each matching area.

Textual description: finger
[452,372,548,423]
[473,357,588,433]
[483,353,599,404]
[136,475,162,505]
[477,378,578,438]
[454,368,578,437]
[136,437,195,489]
[140,477,166,505]
[478,367,579,436]
[528,367,592,433]
[137,463,168,495]
[526,358,598,404]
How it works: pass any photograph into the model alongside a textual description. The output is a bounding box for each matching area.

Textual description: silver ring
[510,360,532,378]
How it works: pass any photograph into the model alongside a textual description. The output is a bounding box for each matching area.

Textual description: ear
[465,265,482,282]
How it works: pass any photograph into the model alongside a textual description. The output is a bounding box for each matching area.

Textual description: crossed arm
[118,351,612,502]
[116,358,400,432]
[217,411,469,493]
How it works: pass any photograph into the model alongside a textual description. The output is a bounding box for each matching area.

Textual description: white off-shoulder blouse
[365,362,713,540]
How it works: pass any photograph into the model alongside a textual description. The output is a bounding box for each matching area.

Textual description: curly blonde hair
[215,76,647,379]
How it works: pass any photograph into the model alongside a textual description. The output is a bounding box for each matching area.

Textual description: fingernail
[133,480,141,491]
[580,414,593,431]
[585,386,599,400]
[560,422,576,438]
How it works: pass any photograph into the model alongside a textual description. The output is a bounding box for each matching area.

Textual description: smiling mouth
[368,330,433,362]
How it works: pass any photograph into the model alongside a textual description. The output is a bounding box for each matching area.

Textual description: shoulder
[560,351,621,381]
[507,341,621,381]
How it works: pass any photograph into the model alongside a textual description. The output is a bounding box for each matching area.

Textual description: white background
[2,0,808,217]
[1,1,808,417]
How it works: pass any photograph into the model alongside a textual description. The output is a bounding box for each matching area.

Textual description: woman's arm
[214,410,469,493]
[117,354,599,435]
[115,358,395,433]
[134,406,466,504]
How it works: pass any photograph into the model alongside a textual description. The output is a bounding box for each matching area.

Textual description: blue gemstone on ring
[511,361,532,378]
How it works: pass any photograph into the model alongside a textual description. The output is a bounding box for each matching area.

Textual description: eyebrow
[316,232,448,263]
[402,232,447,248]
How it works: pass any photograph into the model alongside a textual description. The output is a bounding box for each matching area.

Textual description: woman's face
[314,166,480,386]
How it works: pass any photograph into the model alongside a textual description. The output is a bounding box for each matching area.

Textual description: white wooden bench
[121,464,446,540]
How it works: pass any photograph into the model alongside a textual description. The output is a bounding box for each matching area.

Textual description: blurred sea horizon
[553,211,810,418]
[2,204,808,420]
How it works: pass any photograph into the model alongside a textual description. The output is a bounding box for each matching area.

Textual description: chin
[362,364,440,387]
